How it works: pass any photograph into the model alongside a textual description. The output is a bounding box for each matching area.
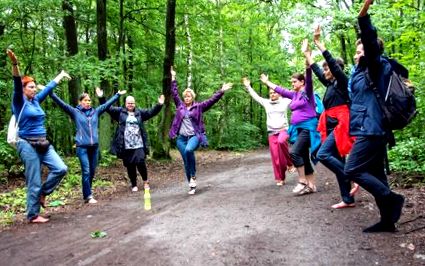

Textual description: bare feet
[331,201,355,209]
[30,215,49,223]
[350,183,360,196]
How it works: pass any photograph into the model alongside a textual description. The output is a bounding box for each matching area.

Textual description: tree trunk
[61,0,81,154]
[97,0,112,151]
[152,0,176,160]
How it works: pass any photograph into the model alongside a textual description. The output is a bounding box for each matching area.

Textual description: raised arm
[301,39,315,102]
[242,77,266,106]
[199,83,232,112]
[95,87,126,115]
[50,92,75,116]
[139,95,165,121]
[322,50,348,90]
[7,49,20,77]
[8,50,24,114]
[170,67,183,107]
[358,0,381,77]
[36,70,71,103]
[261,74,294,99]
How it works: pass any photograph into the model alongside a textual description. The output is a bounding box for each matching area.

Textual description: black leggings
[290,128,314,176]
[126,161,148,187]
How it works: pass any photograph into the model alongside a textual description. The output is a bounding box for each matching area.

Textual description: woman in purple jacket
[261,40,321,196]
[169,67,232,195]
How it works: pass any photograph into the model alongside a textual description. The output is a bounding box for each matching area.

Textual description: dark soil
[0,149,424,265]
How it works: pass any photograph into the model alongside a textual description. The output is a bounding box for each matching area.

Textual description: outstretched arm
[37,70,71,103]
[199,83,232,112]
[260,73,278,90]
[261,74,294,99]
[96,88,126,115]
[139,95,165,121]
[242,77,265,106]
[50,92,75,116]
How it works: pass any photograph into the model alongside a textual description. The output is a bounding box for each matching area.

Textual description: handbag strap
[15,101,27,126]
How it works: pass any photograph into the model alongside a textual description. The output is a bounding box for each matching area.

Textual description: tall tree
[62,0,81,105]
[97,0,112,149]
[152,0,176,159]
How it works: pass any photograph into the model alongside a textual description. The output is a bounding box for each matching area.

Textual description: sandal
[292,182,307,193]
[331,201,355,209]
[288,166,296,174]
[276,180,285,186]
[297,185,314,196]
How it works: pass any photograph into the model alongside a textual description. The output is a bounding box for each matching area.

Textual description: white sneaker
[132,186,139,192]
[292,182,306,193]
[87,198,98,204]
[188,188,196,195]
[189,177,197,188]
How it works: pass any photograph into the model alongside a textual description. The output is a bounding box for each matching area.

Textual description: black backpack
[367,62,417,130]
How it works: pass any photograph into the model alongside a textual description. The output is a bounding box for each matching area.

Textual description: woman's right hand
[6,49,18,65]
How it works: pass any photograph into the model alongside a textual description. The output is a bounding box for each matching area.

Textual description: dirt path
[1,149,424,265]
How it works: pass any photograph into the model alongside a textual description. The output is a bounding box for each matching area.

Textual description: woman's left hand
[118,90,127,95]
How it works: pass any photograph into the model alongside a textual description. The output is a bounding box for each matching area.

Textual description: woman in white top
[243,77,294,186]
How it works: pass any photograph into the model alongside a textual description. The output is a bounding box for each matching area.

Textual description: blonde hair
[182,88,196,99]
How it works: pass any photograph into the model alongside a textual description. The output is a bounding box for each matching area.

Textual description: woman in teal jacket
[50,88,126,203]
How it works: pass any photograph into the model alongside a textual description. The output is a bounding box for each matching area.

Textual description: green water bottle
[144,189,151,210]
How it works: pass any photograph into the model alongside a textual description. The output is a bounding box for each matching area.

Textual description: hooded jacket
[50,93,120,146]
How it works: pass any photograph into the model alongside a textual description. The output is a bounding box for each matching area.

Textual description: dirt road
[0,150,424,265]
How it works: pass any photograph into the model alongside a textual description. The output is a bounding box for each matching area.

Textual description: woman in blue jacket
[50,88,126,203]
[345,0,404,233]
[8,49,70,223]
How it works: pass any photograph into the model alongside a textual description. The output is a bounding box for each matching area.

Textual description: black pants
[290,128,314,175]
[126,161,148,187]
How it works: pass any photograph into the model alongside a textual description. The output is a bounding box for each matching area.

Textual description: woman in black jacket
[102,95,164,191]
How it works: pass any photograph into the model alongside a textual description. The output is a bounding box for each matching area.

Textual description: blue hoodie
[50,92,120,146]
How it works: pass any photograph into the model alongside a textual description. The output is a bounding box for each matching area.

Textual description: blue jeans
[76,146,99,200]
[344,136,390,198]
[17,140,68,220]
[317,131,354,204]
[176,135,200,182]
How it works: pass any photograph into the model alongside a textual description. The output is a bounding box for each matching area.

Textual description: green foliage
[0,0,423,180]
[388,137,425,178]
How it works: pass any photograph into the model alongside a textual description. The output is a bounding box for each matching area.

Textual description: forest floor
[0,148,425,265]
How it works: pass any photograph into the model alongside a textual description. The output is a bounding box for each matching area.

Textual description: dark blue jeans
[344,136,390,199]
[290,128,314,175]
[317,131,354,204]
[76,145,99,200]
